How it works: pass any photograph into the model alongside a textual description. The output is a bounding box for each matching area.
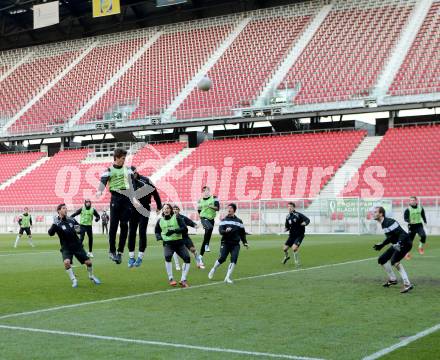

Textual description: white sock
[66,268,76,281]
[193,251,199,261]
[419,243,424,249]
[138,251,144,259]
[129,251,135,259]
[293,251,300,264]
[225,263,235,280]
[165,261,173,280]
[209,260,221,275]
[173,253,180,267]
[396,264,410,286]
[28,237,34,246]
[181,263,190,282]
[87,265,93,278]
[14,235,20,247]
[382,262,397,281]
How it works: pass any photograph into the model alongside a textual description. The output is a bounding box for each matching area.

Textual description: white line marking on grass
[362,323,440,360]
[0,246,165,257]
[0,251,55,257]
[0,324,325,360]
[0,257,375,321]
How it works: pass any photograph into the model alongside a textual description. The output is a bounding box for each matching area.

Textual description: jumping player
[282,202,310,266]
[373,206,414,293]
[48,203,101,288]
[71,199,100,258]
[155,204,191,288]
[97,148,140,264]
[404,196,427,256]
[172,205,205,270]
[14,207,35,248]
[208,203,248,284]
[198,186,219,256]
[127,170,162,268]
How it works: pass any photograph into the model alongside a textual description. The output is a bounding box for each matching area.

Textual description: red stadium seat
[342,125,440,198]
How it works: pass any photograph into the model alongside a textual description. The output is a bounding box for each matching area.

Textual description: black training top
[48,216,82,249]
[379,217,411,247]
[134,175,163,211]
[219,215,247,245]
[285,211,310,236]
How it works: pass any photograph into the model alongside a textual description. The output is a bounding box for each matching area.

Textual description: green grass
[0,233,439,359]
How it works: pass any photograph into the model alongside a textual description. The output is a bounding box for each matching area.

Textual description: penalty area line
[0,257,375,321]
[0,324,326,360]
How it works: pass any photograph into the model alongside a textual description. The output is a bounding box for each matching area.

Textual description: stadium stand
[10,33,149,134]
[175,4,317,119]
[0,46,81,119]
[131,142,186,177]
[0,148,88,206]
[0,0,438,134]
[162,130,367,203]
[388,1,440,96]
[279,0,415,105]
[78,22,233,124]
[0,143,186,206]
[342,125,440,198]
[0,151,46,185]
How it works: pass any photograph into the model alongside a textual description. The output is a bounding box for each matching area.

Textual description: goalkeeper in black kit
[373,206,414,294]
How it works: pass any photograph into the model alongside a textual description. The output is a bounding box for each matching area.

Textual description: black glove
[165,230,175,237]
[95,218,100,222]
[373,243,384,251]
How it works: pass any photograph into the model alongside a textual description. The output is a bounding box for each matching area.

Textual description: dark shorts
[19,227,31,235]
[285,234,304,247]
[378,241,413,266]
[201,218,214,231]
[163,240,190,263]
[218,243,240,264]
[61,246,89,264]
[183,236,195,250]
[409,223,426,243]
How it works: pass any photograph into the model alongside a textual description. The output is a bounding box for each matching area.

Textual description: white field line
[362,323,440,360]
[0,324,325,360]
[0,245,165,256]
[0,251,55,257]
[0,257,375,321]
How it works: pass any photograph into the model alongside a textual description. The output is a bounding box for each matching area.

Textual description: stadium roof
[0,0,303,51]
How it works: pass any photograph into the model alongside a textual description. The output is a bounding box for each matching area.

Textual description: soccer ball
[197,76,212,91]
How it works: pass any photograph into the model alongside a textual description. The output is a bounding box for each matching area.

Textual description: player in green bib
[198,186,219,258]
[71,199,100,258]
[404,196,427,256]
[155,204,191,288]
[97,148,140,264]
[14,207,35,248]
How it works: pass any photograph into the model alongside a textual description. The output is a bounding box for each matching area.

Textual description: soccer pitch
[0,233,439,360]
